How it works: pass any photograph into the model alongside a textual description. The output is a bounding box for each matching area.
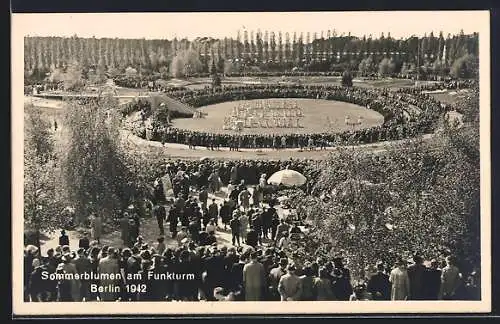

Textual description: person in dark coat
[332,268,353,301]
[367,262,391,300]
[251,212,263,245]
[333,256,352,283]
[229,214,241,246]
[58,230,69,247]
[423,259,442,300]
[230,254,246,292]
[271,214,280,241]
[73,248,92,301]
[167,206,178,238]
[120,213,130,247]
[199,186,208,210]
[246,226,259,248]
[407,254,427,300]
[128,216,139,245]
[261,207,272,239]
[153,178,165,205]
[208,199,219,225]
[188,218,201,244]
[153,204,166,236]
[136,259,156,301]
[220,200,232,230]
[29,258,50,302]
[78,232,90,250]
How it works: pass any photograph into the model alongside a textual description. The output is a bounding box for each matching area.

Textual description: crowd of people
[148,158,319,189]
[125,84,446,149]
[24,155,480,302]
[24,193,479,302]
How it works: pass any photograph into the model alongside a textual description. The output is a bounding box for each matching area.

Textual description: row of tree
[25,30,478,78]
[39,50,477,90]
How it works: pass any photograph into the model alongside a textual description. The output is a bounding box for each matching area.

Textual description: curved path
[122,129,435,160]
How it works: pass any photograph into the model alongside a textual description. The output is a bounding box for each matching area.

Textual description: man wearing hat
[219,200,232,231]
[60,252,81,301]
[333,255,352,282]
[167,202,179,238]
[78,232,90,250]
[89,213,103,244]
[58,230,69,247]
[73,248,92,301]
[98,247,120,301]
[243,251,265,301]
[332,267,353,301]
[208,199,219,226]
[229,213,241,247]
[128,213,139,245]
[367,261,391,300]
[407,254,427,300]
[278,264,302,301]
[120,212,130,247]
[389,257,410,300]
[423,259,442,300]
[55,262,73,301]
[268,258,288,301]
[153,204,166,236]
[198,186,208,210]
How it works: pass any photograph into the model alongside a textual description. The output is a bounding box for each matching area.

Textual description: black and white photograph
[11,11,491,315]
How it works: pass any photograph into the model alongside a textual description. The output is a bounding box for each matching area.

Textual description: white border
[11,11,491,315]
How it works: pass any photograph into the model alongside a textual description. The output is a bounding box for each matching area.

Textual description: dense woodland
[24,30,479,82]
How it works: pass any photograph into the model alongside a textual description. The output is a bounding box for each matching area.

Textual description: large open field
[172,98,384,135]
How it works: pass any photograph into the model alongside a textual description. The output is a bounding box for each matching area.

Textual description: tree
[107,66,121,79]
[212,72,221,89]
[289,91,480,281]
[24,104,62,248]
[431,58,445,76]
[63,60,85,91]
[47,64,65,84]
[358,56,375,76]
[210,57,221,88]
[341,70,353,87]
[378,57,396,77]
[59,96,139,224]
[449,53,478,79]
[169,48,203,78]
[125,66,138,78]
[224,60,240,75]
[94,58,107,84]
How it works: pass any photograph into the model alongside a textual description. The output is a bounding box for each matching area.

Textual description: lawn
[171,98,384,135]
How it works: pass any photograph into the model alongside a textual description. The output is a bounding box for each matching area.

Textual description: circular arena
[123,84,445,150]
[171,98,385,135]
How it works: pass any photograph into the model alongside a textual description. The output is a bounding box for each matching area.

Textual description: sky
[14,11,484,40]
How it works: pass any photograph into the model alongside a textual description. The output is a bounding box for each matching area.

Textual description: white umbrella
[267,169,307,187]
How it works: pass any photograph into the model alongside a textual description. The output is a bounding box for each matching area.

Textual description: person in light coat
[440,255,462,300]
[278,264,303,301]
[98,247,120,301]
[243,252,265,301]
[90,214,103,244]
[389,258,410,300]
